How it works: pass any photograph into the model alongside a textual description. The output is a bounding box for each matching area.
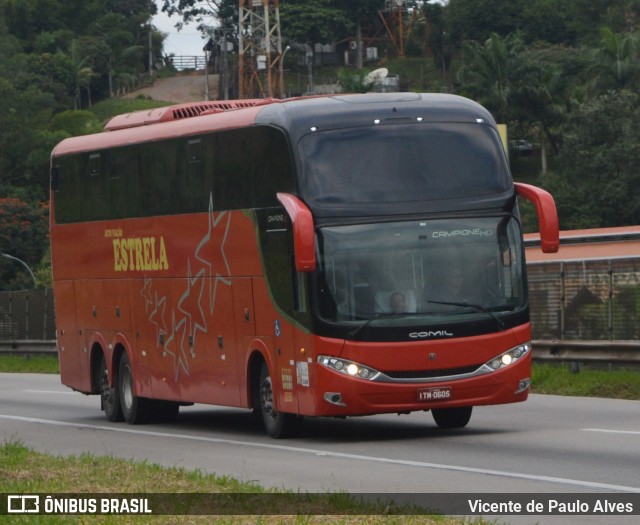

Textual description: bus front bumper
[308,351,531,417]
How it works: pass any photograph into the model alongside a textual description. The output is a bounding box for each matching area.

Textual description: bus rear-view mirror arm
[277,193,316,272]
[515,182,560,253]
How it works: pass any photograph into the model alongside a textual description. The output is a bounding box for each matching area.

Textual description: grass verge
[0,354,60,373]
[0,441,466,524]
[531,362,640,399]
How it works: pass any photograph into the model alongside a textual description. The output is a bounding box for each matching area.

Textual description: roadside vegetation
[531,363,640,399]
[0,439,468,524]
[0,354,59,373]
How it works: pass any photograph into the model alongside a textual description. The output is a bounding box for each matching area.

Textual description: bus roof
[51,93,497,158]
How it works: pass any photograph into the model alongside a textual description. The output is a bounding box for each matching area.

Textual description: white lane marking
[583,428,640,436]
[1,414,639,493]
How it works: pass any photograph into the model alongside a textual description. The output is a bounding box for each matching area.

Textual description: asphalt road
[123,73,217,103]
[1,373,639,524]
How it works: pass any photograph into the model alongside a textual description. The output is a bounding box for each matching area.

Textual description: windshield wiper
[427,300,506,331]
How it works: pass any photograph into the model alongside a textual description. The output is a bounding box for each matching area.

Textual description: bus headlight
[483,342,530,372]
[318,356,380,380]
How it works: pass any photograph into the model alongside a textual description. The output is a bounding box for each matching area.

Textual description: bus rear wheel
[118,352,153,424]
[432,406,472,429]
[98,354,122,422]
[258,362,302,438]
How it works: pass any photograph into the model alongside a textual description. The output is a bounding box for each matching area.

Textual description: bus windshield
[298,123,510,206]
[315,216,525,326]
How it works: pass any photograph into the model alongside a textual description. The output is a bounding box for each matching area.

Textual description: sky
[153,5,209,57]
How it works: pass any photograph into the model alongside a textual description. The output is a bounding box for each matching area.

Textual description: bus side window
[51,166,60,191]
[88,153,100,177]
[84,152,110,221]
[187,138,201,164]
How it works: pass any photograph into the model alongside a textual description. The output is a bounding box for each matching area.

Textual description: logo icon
[8,495,40,513]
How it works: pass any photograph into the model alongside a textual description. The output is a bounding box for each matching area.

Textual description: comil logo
[7,495,39,513]
[409,330,454,339]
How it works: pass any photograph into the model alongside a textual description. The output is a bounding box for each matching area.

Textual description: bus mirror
[276,193,316,272]
[515,182,560,253]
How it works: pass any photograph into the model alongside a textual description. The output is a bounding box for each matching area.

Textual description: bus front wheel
[432,406,472,429]
[258,362,302,438]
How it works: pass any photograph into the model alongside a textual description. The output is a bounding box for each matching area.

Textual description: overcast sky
[153,5,208,57]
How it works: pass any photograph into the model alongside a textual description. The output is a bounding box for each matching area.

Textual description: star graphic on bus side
[178,260,207,349]
[195,193,232,315]
[141,277,154,314]
[149,292,168,349]
[164,311,190,380]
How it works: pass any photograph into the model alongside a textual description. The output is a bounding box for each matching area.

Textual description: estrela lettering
[113,236,169,272]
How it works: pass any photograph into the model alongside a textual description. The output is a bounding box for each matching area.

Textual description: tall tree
[446,0,524,46]
[456,32,522,123]
[0,197,49,290]
[332,0,384,68]
[542,90,640,228]
[279,0,349,92]
[587,27,640,94]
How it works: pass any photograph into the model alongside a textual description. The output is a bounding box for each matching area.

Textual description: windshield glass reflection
[315,217,525,326]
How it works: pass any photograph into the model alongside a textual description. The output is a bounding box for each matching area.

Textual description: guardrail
[531,340,640,364]
[2,340,640,364]
[0,340,57,356]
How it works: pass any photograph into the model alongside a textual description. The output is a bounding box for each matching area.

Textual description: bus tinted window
[53,126,295,223]
[298,123,510,206]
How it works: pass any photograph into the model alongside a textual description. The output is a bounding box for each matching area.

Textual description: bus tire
[118,352,152,424]
[98,354,123,422]
[258,362,302,438]
[432,406,472,429]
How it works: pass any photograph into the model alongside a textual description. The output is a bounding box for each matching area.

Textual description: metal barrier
[0,340,56,355]
[0,289,56,340]
[168,55,207,70]
[528,258,640,341]
[532,340,640,364]
[2,340,640,365]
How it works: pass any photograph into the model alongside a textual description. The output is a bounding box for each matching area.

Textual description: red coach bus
[50,93,559,438]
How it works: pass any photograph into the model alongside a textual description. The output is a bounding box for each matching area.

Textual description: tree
[508,45,573,162]
[280,0,350,46]
[542,90,640,228]
[0,197,49,290]
[159,0,235,35]
[279,0,350,93]
[587,27,640,94]
[456,32,522,122]
[446,0,524,46]
[336,68,375,93]
[332,0,384,69]
[49,110,103,136]
[0,77,57,197]
[519,0,577,45]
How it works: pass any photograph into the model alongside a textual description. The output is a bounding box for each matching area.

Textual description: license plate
[417,387,452,401]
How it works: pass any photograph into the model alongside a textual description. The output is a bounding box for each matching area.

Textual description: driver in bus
[390,291,407,313]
